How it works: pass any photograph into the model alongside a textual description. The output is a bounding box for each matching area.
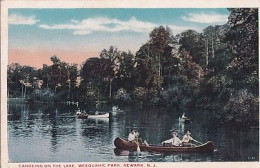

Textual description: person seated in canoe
[182,131,201,147]
[128,129,142,145]
[128,129,144,152]
[76,109,82,115]
[78,112,87,117]
[161,131,182,146]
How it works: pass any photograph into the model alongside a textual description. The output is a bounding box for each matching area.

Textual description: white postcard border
[1,0,259,168]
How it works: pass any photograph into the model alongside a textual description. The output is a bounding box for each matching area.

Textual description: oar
[136,133,141,153]
[137,145,141,153]
[193,139,203,145]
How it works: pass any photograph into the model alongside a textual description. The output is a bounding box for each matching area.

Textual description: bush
[132,87,148,105]
[114,88,131,104]
[224,89,259,125]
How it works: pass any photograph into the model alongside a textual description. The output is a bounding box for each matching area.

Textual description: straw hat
[172,131,177,135]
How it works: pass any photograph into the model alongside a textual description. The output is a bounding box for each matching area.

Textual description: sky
[8,8,229,68]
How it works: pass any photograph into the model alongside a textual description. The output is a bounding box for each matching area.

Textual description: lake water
[7,103,259,162]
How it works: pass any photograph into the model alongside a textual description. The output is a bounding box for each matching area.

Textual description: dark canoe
[76,113,88,119]
[114,137,215,153]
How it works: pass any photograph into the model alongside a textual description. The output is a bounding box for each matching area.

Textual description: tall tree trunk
[211,32,215,74]
[24,86,26,98]
[205,39,209,68]
[109,79,112,99]
[212,33,215,59]
[158,54,161,76]
[21,86,24,98]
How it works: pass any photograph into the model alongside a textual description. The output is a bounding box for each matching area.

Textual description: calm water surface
[8,103,259,162]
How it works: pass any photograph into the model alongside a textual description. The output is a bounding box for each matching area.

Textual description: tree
[67,63,78,99]
[226,8,258,94]
[37,64,51,88]
[8,63,23,97]
[134,43,162,93]
[48,55,69,93]
[149,26,175,77]
[178,50,203,107]
[178,30,205,67]
[113,51,135,92]
[198,24,232,105]
[100,46,120,98]
[7,63,36,98]
[203,24,231,72]
[80,57,114,101]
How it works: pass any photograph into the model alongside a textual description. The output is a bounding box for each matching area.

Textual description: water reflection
[114,149,214,162]
[7,102,259,162]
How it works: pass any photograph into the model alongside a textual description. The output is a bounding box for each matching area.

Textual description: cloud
[9,14,39,25]
[168,25,201,34]
[73,30,92,35]
[182,13,228,24]
[39,16,157,35]
[39,16,200,35]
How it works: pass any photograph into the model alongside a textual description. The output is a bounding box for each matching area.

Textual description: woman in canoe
[161,131,182,146]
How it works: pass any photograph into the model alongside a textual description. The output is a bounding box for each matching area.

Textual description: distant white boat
[88,113,110,118]
[88,117,110,123]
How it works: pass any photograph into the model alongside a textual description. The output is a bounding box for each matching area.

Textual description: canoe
[76,113,88,119]
[112,109,124,113]
[111,110,124,115]
[114,137,215,153]
[88,113,109,118]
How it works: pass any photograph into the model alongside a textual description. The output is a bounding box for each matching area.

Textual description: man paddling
[161,131,182,146]
[128,129,141,152]
[182,131,202,147]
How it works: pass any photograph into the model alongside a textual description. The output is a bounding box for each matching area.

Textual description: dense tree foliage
[7,8,258,126]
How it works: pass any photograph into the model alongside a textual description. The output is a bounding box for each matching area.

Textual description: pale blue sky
[8,8,229,67]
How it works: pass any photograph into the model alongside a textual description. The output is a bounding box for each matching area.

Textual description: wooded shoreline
[7,9,258,127]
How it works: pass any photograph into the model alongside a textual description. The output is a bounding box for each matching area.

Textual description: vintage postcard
[1,0,259,168]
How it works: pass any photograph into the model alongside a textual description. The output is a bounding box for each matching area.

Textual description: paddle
[193,139,203,145]
[136,132,141,153]
[137,145,141,153]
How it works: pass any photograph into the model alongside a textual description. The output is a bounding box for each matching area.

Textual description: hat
[172,131,177,135]
[186,131,191,135]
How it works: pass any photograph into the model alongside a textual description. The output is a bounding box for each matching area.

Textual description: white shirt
[182,134,193,143]
[182,114,187,119]
[163,136,182,146]
[128,132,136,141]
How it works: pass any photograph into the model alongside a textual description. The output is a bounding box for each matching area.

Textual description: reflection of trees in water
[75,117,112,149]
[48,108,59,153]
[48,108,77,154]
[122,107,178,145]
[80,121,108,137]
[8,103,35,137]
[114,148,213,162]
[50,127,58,153]
[8,103,28,121]
[161,152,213,162]
[8,102,258,162]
